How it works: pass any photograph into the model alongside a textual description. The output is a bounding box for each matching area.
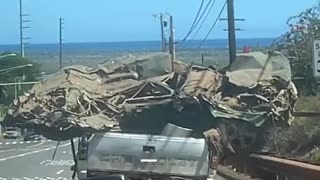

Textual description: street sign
[313,39,320,78]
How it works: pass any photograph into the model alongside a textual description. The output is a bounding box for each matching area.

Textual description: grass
[270,97,320,162]
[28,49,231,74]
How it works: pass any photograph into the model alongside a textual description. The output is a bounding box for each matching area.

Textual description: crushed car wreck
[4,51,297,178]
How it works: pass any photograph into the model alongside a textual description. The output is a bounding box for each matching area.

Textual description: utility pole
[201,53,204,66]
[169,15,175,72]
[227,0,236,65]
[19,0,24,58]
[59,18,64,70]
[160,14,166,52]
[19,0,30,58]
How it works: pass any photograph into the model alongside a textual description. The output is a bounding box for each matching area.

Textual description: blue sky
[0,0,318,44]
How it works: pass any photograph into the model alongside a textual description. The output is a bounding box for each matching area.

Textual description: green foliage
[0,53,40,104]
[270,97,320,161]
[274,7,320,95]
[268,8,320,162]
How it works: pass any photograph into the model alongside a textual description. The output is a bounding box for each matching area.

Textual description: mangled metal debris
[5,51,297,151]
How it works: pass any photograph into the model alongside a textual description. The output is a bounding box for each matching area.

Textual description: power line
[199,0,227,48]
[176,0,205,48]
[191,0,217,40]
[189,0,205,32]
[178,0,216,48]
[190,0,214,34]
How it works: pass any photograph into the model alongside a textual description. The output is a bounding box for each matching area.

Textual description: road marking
[26,141,45,149]
[0,140,52,146]
[0,177,71,180]
[0,142,71,162]
[0,149,13,153]
[42,159,74,166]
[56,170,64,175]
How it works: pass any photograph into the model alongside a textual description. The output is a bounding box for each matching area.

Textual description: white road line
[39,160,46,165]
[0,142,71,162]
[19,141,24,144]
[5,142,10,145]
[26,141,31,144]
[0,142,2,145]
[12,141,17,144]
[33,140,38,143]
[0,149,18,153]
[0,177,72,180]
[56,170,64,175]
[26,141,45,149]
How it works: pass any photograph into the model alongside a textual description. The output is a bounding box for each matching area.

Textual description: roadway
[0,139,74,180]
[0,139,225,180]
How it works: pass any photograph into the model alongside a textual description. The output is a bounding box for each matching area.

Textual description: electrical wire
[199,0,227,48]
[191,0,217,40]
[178,0,216,48]
[190,0,205,32]
[177,0,205,48]
[189,0,214,35]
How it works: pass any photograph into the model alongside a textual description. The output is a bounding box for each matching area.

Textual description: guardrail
[217,154,320,180]
[292,111,320,117]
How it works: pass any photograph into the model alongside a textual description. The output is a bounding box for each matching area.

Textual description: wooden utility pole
[19,0,24,58]
[160,14,166,52]
[169,15,175,72]
[59,18,64,70]
[227,0,236,65]
[19,0,30,58]
[201,53,204,66]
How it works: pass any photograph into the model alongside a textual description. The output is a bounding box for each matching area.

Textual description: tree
[0,53,40,104]
[273,7,320,95]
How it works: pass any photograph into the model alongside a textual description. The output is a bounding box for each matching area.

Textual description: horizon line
[0,37,277,46]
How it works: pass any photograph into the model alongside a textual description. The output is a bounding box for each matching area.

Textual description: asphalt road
[0,139,74,180]
[0,139,225,180]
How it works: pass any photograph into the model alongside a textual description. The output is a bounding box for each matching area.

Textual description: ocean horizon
[0,38,275,54]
